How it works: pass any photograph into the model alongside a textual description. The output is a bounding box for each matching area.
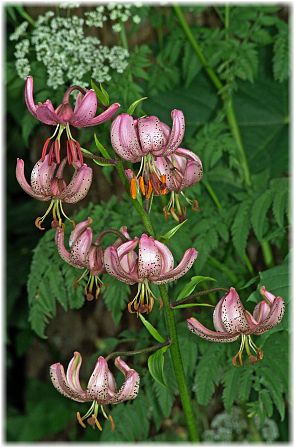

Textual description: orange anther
[76,411,87,429]
[146,180,153,199]
[92,414,103,431]
[139,176,146,196]
[108,414,116,432]
[130,178,137,199]
[160,174,166,184]
[35,217,45,231]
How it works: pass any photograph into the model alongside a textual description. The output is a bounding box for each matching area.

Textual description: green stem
[261,239,274,268]
[158,284,199,441]
[203,180,222,209]
[173,5,252,188]
[105,340,171,361]
[116,162,199,441]
[242,254,255,275]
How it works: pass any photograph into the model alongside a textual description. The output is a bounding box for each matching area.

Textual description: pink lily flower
[111,110,185,200]
[25,76,120,165]
[55,219,131,300]
[155,148,203,222]
[187,287,285,366]
[104,233,198,314]
[16,155,92,229]
[50,351,140,430]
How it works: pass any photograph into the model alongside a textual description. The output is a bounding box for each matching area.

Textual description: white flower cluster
[84,3,142,33]
[11,9,130,89]
[84,6,107,28]
[9,21,28,41]
[10,25,31,78]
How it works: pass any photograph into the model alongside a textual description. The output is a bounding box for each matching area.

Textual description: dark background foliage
[6,3,289,442]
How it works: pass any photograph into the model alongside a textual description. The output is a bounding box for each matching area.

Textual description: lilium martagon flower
[50,352,140,431]
[25,76,120,165]
[55,218,131,301]
[16,155,92,229]
[104,232,198,314]
[187,287,285,366]
[111,109,185,200]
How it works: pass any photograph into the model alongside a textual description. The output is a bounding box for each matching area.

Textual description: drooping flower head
[55,219,130,300]
[187,287,285,366]
[111,110,185,200]
[16,155,92,229]
[25,76,120,165]
[50,352,140,431]
[104,232,198,314]
[155,148,203,222]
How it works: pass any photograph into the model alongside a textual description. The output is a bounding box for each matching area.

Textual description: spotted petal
[50,362,87,402]
[137,116,166,156]
[162,109,185,156]
[61,164,92,203]
[85,102,120,127]
[253,297,285,335]
[111,357,140,404]
[152,248,197,284]
[213,294,228,332]
[104,246,139,284]
[111,114,143,162]
[153,240,174,275]
[31,155,56,196]
[16,158,51,201]
[220,288,251,334]
[138,234,162,280]
[66,351,85,396]
[87,356,112,402]
[187,317,240,342]
[70,90,97,127]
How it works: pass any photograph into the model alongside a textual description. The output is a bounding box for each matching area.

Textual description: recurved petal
[70,228,93,267]
[260,286,276,304]
[117,239,139,274]
[213,295,227,332]
[137,116,166,155]
[55,226,78,267]
[31,155,56,196]
[66,351,85,395]
[35,103,61,125]
[87,356,111,402]
[162,109,185,156]
[16,158,50,201]
[111,114,143,162]
[50,362,88,402]
[152,248,197,284]
[253,296,285,335]
[84,102,120,127]
[111,357,140,403]
[153,240,174,275]
[69,217,92,248]
[61,164,92,203]
[138,234,162,280]
[221,288,250,334]
[25,76,37,117]
[253,301,271,323]
[187,317,240,342]
[70,90,97,126]
[104,247,139,284]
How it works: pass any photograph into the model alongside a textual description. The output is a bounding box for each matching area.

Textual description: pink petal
[137,116,166,155]
[117,238,139,274]
[69,218,92,248]
[187,317,240,342]
[87,246,104,275]
[220,288,251,334]
[55,226,81,268]
[260,286,276,304]
[153,240,174,275]
[111,357,140,403]
[31,155,56,196]
[152,248,198,284]
[87,356,111,402]
[253,301,271,323]
[50,362,87,402]
[111,114,143,162]
[66,351,85,395]
[35,104,61,125]
[253,297,285,335]
[61,164,92,203]
[73,92,84,113]
[138,234,162,280]
[70,228,93,267]
[16,158,50,201]
[162,109,185,156]
[70,90,97,127]
[84,102,121,127]
[104,247,139,284]
[213,294,228,332]
[24,76,37,117]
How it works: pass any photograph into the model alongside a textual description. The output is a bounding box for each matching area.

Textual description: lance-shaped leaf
[176,276,216,301]
[148,346,168,387]
[127,97,148,115]
[91,80,110,106]
[139,313,165,343]
[159,220,187,242]
[94,134,112,159]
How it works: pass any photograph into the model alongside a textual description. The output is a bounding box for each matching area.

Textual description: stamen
[139,176,146,196]
[91,414,102,431]
[34,199,55,230]
[76,412,87,429]
[146,180,153,199]
[130,178,137,199]
[108,414,115,432]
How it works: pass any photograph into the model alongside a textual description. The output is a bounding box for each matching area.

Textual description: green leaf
[232,200,252,255]
[271,178,288,227]
[91,80,109,106]
[148,346,168,387]
[173,303,214,309]
[273,27,289,83]
[94,133,112,159]
[259,389,273,418]
[251,190,272,241]
[102,278,130,325]
[222,367,241,412]
[81,147,114,167]
[127,97,148,115]
[139,313,165,343]
[160,220,187,241]
[176,276,216,301]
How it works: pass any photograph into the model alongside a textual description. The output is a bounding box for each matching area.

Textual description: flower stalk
[105,340,171,361]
